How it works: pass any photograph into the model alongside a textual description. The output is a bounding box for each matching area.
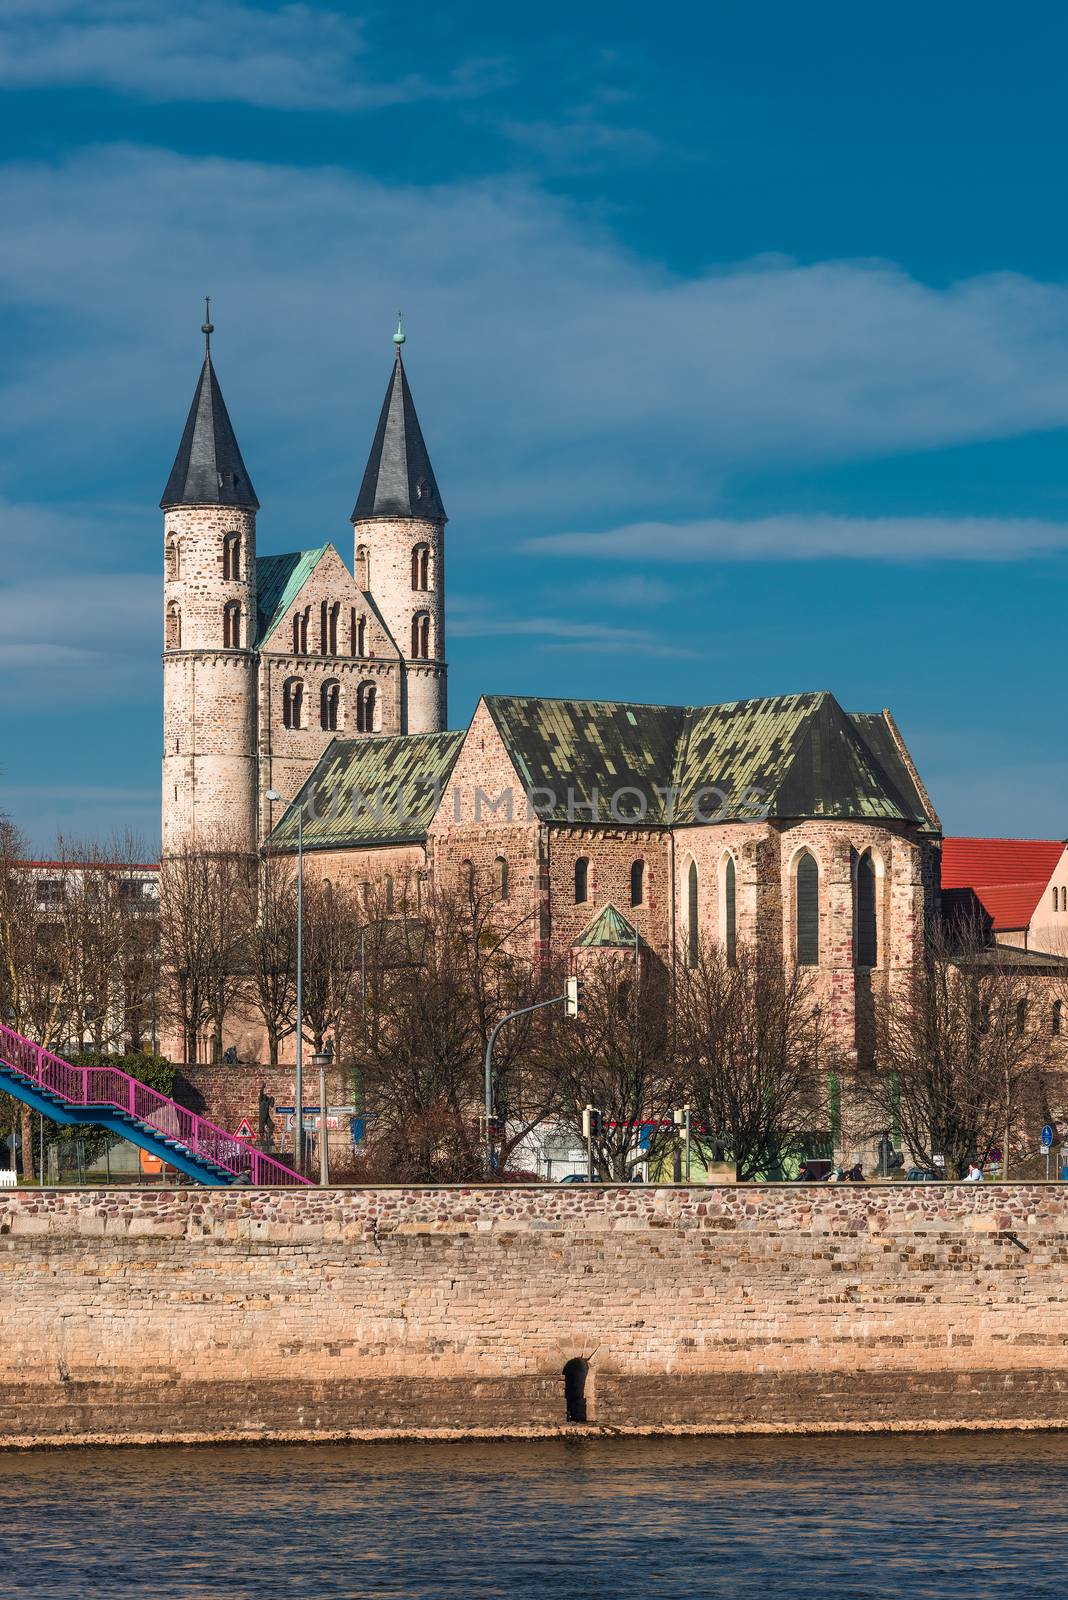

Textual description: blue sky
[3,0,1068,850]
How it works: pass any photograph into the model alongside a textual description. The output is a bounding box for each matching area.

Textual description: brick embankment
[2,1184,1068,1448]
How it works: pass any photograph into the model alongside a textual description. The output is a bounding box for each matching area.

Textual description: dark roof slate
[351,351,446,523]
[160,355,259,510]
[266,730,465,852]
[483,692,933,828]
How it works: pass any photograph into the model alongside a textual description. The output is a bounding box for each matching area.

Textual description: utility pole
[483,991,571,1174]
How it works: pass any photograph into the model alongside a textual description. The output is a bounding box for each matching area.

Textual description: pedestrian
[964,1162,983,1183]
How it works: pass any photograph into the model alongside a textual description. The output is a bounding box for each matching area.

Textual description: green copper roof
[266,730,465,852]
[482,692,934,829]
[255,546,330,647]
[574,904,642,949]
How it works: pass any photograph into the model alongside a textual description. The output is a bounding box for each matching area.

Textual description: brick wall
[3,1184,1068,1446]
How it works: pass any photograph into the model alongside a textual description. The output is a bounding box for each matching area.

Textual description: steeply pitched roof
[574,904,642,949]
[941,837,1065,930]
[255,547,329,647]
[848,712,940,834]
[160,354,259,511]
[266,730,465,852]
[351,350,446,523]
[482,692,932,828]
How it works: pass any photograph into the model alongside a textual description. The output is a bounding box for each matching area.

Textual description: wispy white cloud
[0,1,502,111]
[524,514,1068,563]
[4,146,1068,537]
[499,113,664,175]
[450,611,697,657]
[0,565,158,704]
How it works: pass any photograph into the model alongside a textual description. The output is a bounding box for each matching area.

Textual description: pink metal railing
[0,1023,311,1186]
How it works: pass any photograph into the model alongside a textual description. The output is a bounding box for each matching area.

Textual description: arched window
[355,544,370,589]
[855,851,877,968]
[292,607,309,655]
[496,856,509,901]
[320,601,329,656]
[411,543,430,590]
[351,611,367,657]
[1017,999,1028,1035]
[165,539,179,580]
[166,602,181,650]
[385,875,395,913]
[723,856,736,966]
[1054,1000,1062,1037]
[328,603,339,655]
[223,600,241,648]
[575,857,590,904]
[687,859,698,967]
[222,532,241,580]
[630,859,645,907]
[320,679,340,731]
[461,859,475,895]
[617,980,632,1019]
[356,681,377,733]
[411,612,431,659]
[795,851,819,966]
[1054,888,1059,913]
[282,677,303,730]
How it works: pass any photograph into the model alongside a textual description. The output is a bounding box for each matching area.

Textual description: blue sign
[1042,1124,1055,1150]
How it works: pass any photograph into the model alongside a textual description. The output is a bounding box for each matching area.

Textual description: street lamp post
[265,788,303,1174]
[483,992,569,1175]
[312,1047,331,1186]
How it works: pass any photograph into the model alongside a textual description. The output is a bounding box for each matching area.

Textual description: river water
[0,1433,1065,1598]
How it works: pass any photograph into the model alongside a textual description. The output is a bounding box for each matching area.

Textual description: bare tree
[856,921,1055,1178]
[159,841,250,1064]
[676,939,827,1182]
[539,953,680,1181]
[300,874,361,1058]
[242,854,297,1066]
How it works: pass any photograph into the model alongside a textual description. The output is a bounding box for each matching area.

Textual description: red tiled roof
[942,838,1065,930]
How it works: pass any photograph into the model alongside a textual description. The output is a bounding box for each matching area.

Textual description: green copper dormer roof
[160,353,259,511]
[352,345,447,524]
[254,546,329,647]
[574,904,644,949]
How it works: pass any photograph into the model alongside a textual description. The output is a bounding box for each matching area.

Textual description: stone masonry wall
[3,1183,1068,1446]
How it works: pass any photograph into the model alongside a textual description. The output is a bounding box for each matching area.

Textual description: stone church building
[162,314,447,856]
[161,317,949,1060]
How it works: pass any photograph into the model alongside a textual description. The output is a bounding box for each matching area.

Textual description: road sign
[233,1117,256,1141]
[1042,1125,1055,1150]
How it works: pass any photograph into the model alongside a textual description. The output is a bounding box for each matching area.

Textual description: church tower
[351,320,447,734]
[161,306,259,855]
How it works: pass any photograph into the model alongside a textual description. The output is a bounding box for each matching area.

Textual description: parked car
[560,1173,595,1183]
[905,1166,943,1182]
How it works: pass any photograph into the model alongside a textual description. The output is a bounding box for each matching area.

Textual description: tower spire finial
[393,310,405,355]
[202,295,214,358]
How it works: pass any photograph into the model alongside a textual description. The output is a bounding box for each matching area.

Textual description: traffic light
[582,1105,603,1139]
[565,975,583,1018]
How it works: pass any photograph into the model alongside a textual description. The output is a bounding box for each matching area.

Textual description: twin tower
[160,314,448,856]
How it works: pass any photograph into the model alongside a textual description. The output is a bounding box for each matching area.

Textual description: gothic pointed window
[723,855,736,965]
[166,602,181,650]
[496,856,509,901]
[1054,1000,1063,1037]
[630,859,645,907]
[687,859,698,967]
[412,544,430,591]
[320,679,340,732]
[283,677,303,730]
[222,533,241,580]
[795,851,819,966]
[356,681,377,734]
[575,857,590,904]
[223,600,241,648]
[855,851,877,968]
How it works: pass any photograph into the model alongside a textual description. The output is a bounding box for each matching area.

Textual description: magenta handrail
[0,1023,311,1186]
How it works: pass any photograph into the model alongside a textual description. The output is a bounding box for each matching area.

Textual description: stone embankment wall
[2,1183,1068,1447]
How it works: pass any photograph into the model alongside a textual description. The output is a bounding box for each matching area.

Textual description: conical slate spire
[160,323,259,511]
[351,338,446,523]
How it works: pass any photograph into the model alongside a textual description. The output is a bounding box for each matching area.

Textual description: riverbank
[3,1183,1067,1445]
